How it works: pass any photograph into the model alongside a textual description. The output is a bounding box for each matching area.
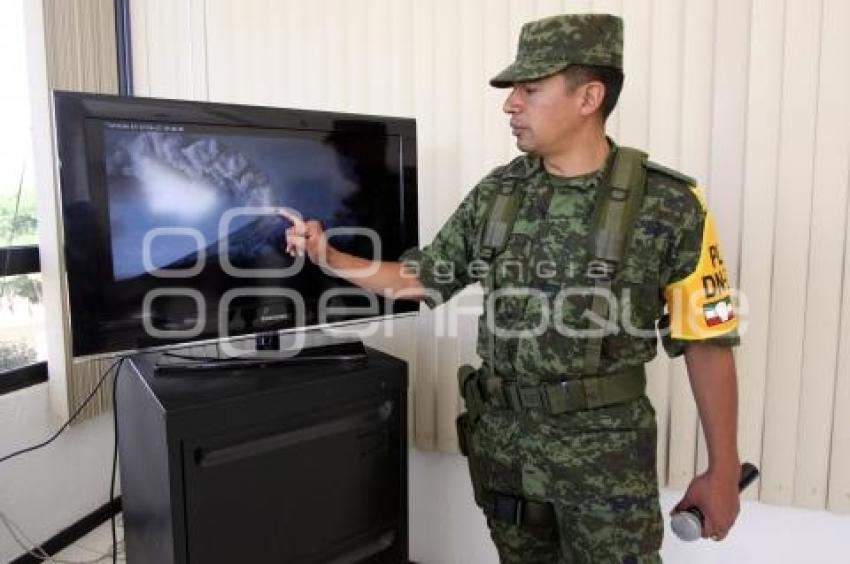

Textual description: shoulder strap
[478,156,536,262]
[479,181,523,262]
[644,160,697,186]
[591,147,649,262]
[583,146,648,376]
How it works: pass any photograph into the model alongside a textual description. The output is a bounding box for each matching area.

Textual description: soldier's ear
[579,81,606,118]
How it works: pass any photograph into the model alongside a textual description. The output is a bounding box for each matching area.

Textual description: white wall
[410,450,850,564]
[0,385,117,562]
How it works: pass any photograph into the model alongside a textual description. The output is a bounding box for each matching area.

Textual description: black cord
[0,357,124,465]
[110,358,124,564]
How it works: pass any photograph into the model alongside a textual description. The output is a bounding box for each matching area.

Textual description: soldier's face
[502,74,586,155]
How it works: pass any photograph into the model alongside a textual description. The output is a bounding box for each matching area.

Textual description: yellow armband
[664,187,738,340]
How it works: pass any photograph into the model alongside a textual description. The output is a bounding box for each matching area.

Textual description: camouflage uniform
[400,14,739,564]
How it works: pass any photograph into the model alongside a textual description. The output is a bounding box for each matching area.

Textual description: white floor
[48,492,850,564]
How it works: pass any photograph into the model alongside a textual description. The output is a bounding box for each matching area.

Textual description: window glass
[0,273,44,371]
[1,1,45,372]
[0,1,38,247]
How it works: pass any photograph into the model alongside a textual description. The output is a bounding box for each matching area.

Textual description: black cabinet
[116,348,408,563]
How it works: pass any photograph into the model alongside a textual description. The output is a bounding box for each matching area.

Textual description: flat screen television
[54,91,419,359]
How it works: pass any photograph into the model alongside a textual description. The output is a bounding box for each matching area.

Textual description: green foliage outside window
[0,189,38,246]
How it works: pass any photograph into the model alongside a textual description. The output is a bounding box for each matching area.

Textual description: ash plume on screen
[103,127,363,281]
[105,131,274,210]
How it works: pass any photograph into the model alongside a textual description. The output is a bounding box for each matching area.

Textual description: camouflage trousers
[466,394,663,563]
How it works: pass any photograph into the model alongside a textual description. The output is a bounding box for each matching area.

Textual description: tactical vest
[476,147,694,383]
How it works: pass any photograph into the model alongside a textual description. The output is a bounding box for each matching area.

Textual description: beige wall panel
[149,0,192,98]
[131,0,205,100]
[696,0,753,477]
[343,0,369,113]
[506,0,535,160]
[830,201,850,513]
[828,4,850,510]
[482,1,512,171]
[455,0,486,374]
[647,0,686,488]
[708,0,750,287]
[616,0,667,483]
[618,0,650,149]
[761,0,823,506]
[736,0,785,500]
[324,0,348,112]
[187,0,207,100]
[280,0,308,108]
[706,0,753,487]
[432,0,462,453]
[411,0,437,457]
[794,0,850,510]
[39,0,118,421]
[561,0,592,14]
[128,0,150,94]
[203,0,237,102]
[534,0,565,19]
[667,0,716,489]
[387,0,414,118]
[589,0,623,138]
[410,0,437,450]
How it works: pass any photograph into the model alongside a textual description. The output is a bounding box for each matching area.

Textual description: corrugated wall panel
[795,0,850,510]
[41,0,119,422]
[410,0,437,450]
[760,0,823,506]
[647,0,685,489]
[432,0,462,453]
[737,0,785,501]
[828,1,850,512]
[127,0,850,512]
[667,0,716,490]
[708,0,753,494]
[831,183,850,513]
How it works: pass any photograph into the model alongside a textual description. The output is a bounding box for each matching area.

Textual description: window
[0,0,46,388]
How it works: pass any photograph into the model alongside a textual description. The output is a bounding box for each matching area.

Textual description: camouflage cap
[490,14,623,88]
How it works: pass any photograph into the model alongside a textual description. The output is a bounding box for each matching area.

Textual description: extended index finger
[277,206,305,228]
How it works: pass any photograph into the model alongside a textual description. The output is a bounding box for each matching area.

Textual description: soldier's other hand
[672,468,740,541]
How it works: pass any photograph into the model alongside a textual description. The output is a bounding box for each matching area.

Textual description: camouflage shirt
[400,139,739,382]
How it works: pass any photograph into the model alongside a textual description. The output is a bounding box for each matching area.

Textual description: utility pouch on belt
[455,412,471,457]
[457,364,483,420]
[455,412,485,506]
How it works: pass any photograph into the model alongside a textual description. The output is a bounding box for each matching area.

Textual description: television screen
[55,92,418,359]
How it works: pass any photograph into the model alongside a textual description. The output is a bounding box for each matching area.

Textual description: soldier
[284,13,742,563]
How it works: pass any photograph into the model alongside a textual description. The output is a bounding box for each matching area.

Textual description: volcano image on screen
[103,126,384,281]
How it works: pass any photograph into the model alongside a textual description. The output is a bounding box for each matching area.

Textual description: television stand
[117,346,409,563]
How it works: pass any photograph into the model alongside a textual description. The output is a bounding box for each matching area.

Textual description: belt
[479,365,646,414]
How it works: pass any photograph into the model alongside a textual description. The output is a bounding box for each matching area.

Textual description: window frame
[0,0,132,395]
